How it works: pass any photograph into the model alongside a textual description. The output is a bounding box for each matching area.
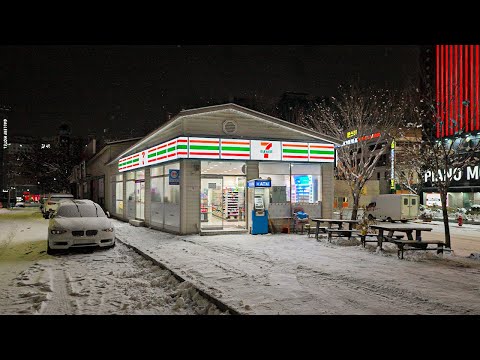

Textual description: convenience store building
[105,103,341,234]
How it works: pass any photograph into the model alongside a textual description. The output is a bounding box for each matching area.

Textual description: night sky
[0,45,420,138]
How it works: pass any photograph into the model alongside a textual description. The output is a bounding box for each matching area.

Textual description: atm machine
[247,178,271,235]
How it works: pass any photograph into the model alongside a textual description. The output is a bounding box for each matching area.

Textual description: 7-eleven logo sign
[261,142,273,158]
[251,140,281,160]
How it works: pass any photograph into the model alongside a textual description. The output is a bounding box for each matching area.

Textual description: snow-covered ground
[0,208,226,315]
[114,220,480,315]
[3,207,480,315]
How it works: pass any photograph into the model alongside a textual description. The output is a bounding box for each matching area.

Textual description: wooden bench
[311,226,327,239]
[326,229,359,242]
[360,234,404,247]
[392,239,446,259]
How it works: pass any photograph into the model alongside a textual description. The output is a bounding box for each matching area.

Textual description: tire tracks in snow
[0,222,18,257]
[41,266,76,315]
[294,265,471,314]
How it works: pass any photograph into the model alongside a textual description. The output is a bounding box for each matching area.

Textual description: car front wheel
[47,243,61,255]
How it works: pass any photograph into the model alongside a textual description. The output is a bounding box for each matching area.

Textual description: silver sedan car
[47,199,115,254]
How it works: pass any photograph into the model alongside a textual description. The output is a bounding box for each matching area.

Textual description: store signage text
[424,165,479,182]
[169,169,180,185]
[3,119,7,149]
[341,132,381,146]
[119,137,335,172]
[248,179,272,188]
[346,129,358,139]
[251,140,281,161]
[390,140,395,190]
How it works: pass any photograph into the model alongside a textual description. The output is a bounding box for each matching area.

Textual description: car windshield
[56,203,106,218]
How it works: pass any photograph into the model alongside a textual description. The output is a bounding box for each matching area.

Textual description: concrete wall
[180,159,201,234]
[182,111,321,141]
[334,179,380,208]
[321,163,334,219]
[144,167,151,225]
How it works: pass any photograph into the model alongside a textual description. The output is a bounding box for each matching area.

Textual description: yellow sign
[390,179,395,189]
[391,140,395,149]
[347,129,358,139]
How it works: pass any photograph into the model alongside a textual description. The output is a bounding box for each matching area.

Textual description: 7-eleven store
[107,103,341,235]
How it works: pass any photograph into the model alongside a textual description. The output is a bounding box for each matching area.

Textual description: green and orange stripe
[188,138,220,158]
[309,144,335,162]
[118,153,140,171]
[220,139,250,159]
[282,142,309,160]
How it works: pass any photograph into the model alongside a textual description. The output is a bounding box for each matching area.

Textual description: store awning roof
[106,103,342,166]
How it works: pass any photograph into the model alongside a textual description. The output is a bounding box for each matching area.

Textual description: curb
[115,236,243,315]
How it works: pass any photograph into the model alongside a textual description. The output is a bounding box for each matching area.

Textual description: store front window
[111,174,123,216]
[135,170,145,220]
[259,162,322,218]
[150,166,164,228]
[149,162,181,230]
[200,161,246,230]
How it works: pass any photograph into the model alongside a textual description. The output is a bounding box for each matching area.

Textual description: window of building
[377,172,380,180]
[259,162,322,204]
[150,162,180,229]
[136,170,145,180]
[151,165,163,177]
[115,181,123,215]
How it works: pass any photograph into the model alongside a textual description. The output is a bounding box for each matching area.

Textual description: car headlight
[50,229,67,235]
[102,228,114,232]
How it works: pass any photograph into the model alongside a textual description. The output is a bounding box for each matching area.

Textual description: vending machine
[247,178,271,235]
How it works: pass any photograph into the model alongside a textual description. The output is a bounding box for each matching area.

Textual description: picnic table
[311,219,360,241]
[369,223,444,259]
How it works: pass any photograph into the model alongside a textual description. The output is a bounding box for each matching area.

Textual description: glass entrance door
[200,176,246,230]
[135,181,145,220]
[201,177,223,229]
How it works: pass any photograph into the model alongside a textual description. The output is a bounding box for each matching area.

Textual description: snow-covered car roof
[56,199,106,218]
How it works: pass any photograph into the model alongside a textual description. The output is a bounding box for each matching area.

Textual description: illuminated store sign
[346,129,357,138]
[119,137,335,172]
[341,132,381,146]
[390,140,395,191]
[424,165,480,183]
[247,179,272,188]
[3,119,7,150]
[250,140,281,161]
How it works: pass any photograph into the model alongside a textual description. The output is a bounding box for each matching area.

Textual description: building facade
[71,137,143,208]
[421,44,480,209]
[104,104,340,234]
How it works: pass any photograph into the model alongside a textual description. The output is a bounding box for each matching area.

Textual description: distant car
[43,193,74,218]
[15,201,25,207]
[47,199,115,255]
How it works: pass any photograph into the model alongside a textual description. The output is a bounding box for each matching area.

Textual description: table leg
[377,229,384,249]
[315,222,320,240]
[415,230,421,241]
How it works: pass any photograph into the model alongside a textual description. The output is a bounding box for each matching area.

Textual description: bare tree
[394,128,425,194]
[406,85,480,249]
[303,85,407,220]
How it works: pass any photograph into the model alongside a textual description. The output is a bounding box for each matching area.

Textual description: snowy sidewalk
[113,220,480,315]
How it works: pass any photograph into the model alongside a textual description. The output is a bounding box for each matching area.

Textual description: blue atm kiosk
[247,179,271,235]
